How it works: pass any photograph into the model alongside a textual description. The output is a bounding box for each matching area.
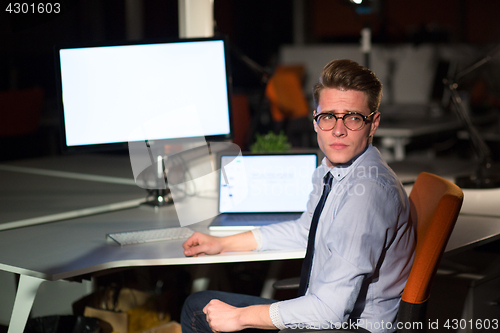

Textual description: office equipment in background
[265,65,313,148]
[55,37,235,206]
[444,45,500,188]
[55,36,233,153]
[107,226,193,246]
[209,153,317,231]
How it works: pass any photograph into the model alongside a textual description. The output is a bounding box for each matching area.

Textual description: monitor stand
[140,142,174,208]
[142,188,173,208]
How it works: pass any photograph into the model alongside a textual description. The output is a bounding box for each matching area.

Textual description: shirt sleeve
[251,228,263,250]
[269,302,287,330]
[276,179,405,328]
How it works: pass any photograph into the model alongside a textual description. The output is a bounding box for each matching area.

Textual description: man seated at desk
[181,59,416,333]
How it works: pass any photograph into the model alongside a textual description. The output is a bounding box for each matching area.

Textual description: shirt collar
[324,145,372,181]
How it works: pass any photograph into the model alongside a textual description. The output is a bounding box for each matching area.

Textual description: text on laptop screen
[218,154,317,213]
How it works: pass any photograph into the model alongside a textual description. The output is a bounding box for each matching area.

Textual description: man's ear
[312,111,318,133]
[368,112,380,137]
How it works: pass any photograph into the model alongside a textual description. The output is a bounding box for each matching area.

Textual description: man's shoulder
[352,147,397,181]
[349,147,405,198]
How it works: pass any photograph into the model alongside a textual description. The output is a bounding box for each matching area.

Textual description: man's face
[313,88,380,168]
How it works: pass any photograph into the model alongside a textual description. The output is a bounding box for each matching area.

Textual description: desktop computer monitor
[55,36,233,153]
[55,37,237,210]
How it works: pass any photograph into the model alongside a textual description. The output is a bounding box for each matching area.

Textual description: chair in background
[265,65,313,147]
[275,172,464,333]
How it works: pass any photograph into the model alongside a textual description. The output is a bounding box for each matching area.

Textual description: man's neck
[327,144,370,168]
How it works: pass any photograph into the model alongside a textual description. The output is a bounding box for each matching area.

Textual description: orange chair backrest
[402,172,464,305]
[265,66,309,122]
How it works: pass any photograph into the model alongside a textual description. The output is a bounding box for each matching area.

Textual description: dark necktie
[297,171,334,296]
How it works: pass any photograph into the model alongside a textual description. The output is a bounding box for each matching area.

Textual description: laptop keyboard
[107,227,194,246]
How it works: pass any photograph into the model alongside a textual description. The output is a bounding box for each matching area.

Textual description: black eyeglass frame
[313,111,377,131]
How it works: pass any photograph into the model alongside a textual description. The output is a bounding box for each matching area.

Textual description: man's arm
[203,300,276,332]
[184,232,276,332]
[183,230,257,257]
[275,179,411,327]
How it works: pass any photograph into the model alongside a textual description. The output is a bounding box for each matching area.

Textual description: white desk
[2,199,500,333]
[0,199,305,333]
[0,154,305,332]
[0,154,145,230]
[1,154,500,333]
[445,214,500,255]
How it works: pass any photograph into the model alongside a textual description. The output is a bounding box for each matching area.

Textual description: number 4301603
[6,3,61,14]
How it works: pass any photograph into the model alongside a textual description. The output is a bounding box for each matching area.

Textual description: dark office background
[1,0,500,160]
[1,1,500,327]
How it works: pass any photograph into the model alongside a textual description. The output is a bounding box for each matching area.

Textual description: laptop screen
[218,154,318,213]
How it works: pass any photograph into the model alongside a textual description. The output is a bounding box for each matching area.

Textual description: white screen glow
[59,40,231,147]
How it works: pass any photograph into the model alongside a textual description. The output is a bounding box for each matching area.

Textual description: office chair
[265,65,312,147]
[265,65,308,122]
[275,172,464,333]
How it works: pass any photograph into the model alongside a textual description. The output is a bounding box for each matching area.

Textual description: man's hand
[183,232,224,257]
[203,299,245,332]
[182,230,258,257]
[203,300,275,332]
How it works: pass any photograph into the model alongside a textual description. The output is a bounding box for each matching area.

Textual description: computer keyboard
[107,227,194,246]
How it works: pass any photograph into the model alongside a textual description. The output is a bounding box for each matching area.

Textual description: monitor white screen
[57,38,232,150]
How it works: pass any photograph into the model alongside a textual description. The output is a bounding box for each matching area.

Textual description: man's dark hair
[312,59,382,113]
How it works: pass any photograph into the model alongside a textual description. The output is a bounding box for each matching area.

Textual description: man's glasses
[313,111,376,131]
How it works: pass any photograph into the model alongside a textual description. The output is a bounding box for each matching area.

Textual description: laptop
[209,153,318,231]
